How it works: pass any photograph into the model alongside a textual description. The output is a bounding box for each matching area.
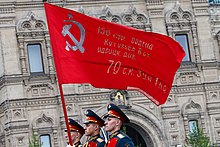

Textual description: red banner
[44,3,185,105]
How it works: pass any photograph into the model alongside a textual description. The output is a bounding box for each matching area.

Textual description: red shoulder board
[88,141,98,147]
[107,138,118,147]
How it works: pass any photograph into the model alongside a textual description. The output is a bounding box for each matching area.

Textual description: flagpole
[58,84,73,146]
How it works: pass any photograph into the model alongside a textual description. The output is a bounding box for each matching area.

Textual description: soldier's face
[104,117,120,134]
[84,123,98,136]
[65,130,78,143]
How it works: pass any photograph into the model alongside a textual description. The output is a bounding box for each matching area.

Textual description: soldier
[104,103,134,147]
[65,118,85,147]
[83,109,106,147]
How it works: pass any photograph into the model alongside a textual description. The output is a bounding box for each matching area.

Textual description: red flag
[44,3,185,105]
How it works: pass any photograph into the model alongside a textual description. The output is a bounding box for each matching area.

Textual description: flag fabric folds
[44,3,185,105]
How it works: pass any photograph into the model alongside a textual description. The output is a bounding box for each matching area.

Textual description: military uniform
[67,141,82,147]
[74,142,82,147]
[83,109,106,147]
[65,119,85,147]
[104,103,134,147]
[83,134,105,147]
[106,130,134,147]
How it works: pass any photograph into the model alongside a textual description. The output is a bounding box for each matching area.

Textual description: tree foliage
[29,132,42,147]
[185,128,216,147]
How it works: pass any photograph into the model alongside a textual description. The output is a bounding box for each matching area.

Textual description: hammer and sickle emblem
[62,14,85,53]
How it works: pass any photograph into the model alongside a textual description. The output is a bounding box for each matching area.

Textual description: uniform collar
[74,141,81,146]
[88,134,100,142]
[109,130,121,139]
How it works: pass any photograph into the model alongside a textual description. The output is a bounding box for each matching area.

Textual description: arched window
[165,3,200,63]
[175,34,191,61]
[188,120,198,134]
[16,12,55,83]
[40,134,51,147]
[27,44,44,74]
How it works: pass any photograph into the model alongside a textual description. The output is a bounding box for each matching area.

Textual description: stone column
[17,37,27,75]
[191,23,201,62]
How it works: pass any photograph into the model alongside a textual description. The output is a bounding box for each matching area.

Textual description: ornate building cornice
[162,111,180,119]
[204,82,220,90]
[192,0,209,16]
[5,121,29,132]
[207,101,220,114]
[64,92,109,103]
[192,0,209,4]
[0,3,15,28]
[128,90,146,97]
[171,84,204,93]
[0,97,58,113]
[146,0,163,6]
[0,92,109,113]
[171,81,220,93]
[0,75,23,91]
[0,6,15,28]
[179,62,197,69]
[0,5,15,15]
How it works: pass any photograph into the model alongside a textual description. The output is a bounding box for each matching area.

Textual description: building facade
[0,0,220,146]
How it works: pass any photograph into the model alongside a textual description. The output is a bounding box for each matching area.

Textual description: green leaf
[185,127,217,147]
[28,131,42,147]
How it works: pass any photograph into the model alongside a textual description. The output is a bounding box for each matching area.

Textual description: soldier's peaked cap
[65,118,85,135]
[104,103,130,123]
[84,109,105,127]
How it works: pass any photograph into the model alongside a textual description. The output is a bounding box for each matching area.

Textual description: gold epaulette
[117,134,125,139]
[97,138,104,143]
[82,143,88,147]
